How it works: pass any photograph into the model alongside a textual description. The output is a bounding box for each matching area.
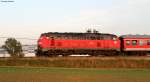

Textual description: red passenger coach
[37,32,120,56]
[120,35,150,55]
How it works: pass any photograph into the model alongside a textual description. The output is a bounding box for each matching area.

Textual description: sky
[0,0,150,44]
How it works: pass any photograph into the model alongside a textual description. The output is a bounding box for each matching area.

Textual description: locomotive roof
[41,32,117,37]
[120,35,150,38]
[41,32,117,40]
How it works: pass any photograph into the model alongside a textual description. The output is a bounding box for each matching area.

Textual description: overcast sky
[0,0,150,44]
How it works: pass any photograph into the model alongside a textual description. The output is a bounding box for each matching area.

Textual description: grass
[0,57,150,82]
[0,57,150,68]
[0,67,150,82]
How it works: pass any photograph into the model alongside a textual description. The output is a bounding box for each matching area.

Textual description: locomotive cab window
[132,40,137,46]
[126,40,130,45]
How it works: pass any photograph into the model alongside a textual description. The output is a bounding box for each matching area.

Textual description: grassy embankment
[0,57,150,68]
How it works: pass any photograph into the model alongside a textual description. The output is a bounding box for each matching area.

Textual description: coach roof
[120,35,150,38]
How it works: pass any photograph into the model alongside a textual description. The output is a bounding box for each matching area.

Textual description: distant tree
[2,38,24,58]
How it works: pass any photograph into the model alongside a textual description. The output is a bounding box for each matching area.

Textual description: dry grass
[0,57,150,68]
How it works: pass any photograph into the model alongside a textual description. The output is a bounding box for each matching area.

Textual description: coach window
[126,40,130,45]
[139,40,144,46]
[147,40,150,45]
[132,40,137,46]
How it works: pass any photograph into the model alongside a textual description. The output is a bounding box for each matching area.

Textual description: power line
[0,37,37,40]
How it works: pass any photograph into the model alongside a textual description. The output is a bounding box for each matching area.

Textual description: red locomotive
[36,32,150,56]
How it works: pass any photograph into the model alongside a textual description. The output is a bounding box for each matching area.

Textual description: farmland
[0,57,150,82]
[0,67,150,82]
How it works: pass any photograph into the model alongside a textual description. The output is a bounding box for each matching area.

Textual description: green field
[0,67,150,82]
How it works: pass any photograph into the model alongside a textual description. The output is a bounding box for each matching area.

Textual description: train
[36,31,150,57]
